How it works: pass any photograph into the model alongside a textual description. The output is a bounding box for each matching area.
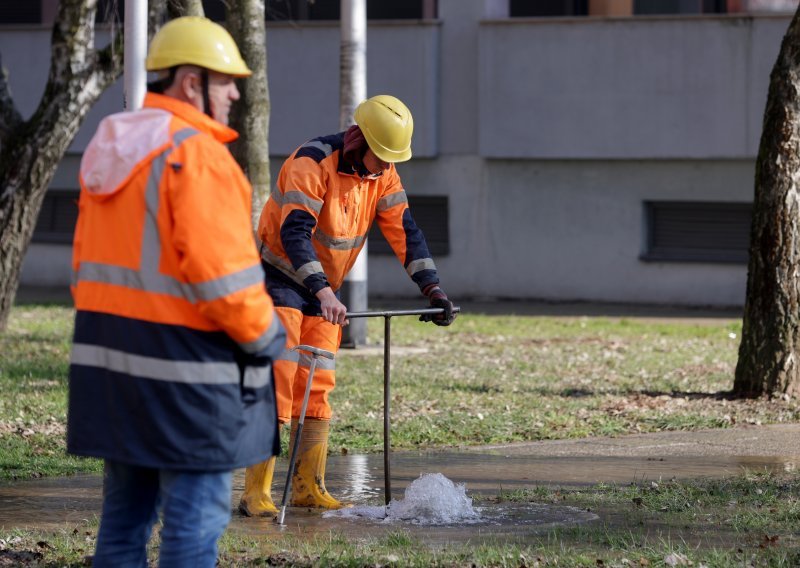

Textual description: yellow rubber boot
[289,418,347,509]
[238,456,278,517]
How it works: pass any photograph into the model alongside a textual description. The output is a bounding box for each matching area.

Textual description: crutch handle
[292,344,335,359]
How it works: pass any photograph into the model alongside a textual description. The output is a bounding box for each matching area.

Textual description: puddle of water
[0,451,795,542]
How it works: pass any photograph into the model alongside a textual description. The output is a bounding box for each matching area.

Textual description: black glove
[420,285,456,326]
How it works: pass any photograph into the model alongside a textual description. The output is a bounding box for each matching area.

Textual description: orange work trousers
[273,306,342,423]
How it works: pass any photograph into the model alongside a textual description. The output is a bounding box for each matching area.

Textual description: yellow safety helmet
[354,95,413,163]
[145,16,252,77]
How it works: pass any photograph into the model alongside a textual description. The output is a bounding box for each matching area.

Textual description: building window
[641,201,751,264]
[368,196,449,256]
[95,0,226,23]
[33,190,79,244]
[508,0,733,17]
[0,2,42,24]
[633,0,727,14]
[266,0,436,21]
[510,0,589,17]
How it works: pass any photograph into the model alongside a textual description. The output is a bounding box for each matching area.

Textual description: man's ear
[179,70,200,104]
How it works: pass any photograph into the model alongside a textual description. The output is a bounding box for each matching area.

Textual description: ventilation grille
[368,195,449,256]
[642,201,751,264]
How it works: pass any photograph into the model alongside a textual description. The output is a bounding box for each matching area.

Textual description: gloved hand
[420,285,456,326]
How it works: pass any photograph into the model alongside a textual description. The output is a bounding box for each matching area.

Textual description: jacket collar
[143,92,239,144]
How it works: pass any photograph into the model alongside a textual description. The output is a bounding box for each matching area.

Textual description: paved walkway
[469,423,800,458]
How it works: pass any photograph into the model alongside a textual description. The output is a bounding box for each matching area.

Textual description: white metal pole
[340,0,368,347]
[123,0,147,111]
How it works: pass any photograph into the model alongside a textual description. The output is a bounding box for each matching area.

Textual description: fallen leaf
[759,534,779,548]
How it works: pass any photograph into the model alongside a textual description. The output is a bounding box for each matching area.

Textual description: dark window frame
[641,200,751,264]
[633,0,727,14]
[509,0,588,17]
[266,0,435,21]
[0,2,42,24]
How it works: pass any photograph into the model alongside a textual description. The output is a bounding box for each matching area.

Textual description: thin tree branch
[0,53,23,148]
[168,0,205,18]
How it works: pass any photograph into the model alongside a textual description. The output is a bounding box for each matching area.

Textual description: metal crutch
[275,344,335,525]
[345,306,461,507]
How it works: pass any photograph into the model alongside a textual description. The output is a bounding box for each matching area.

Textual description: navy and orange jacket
[67,93,285,470]
[257,131,439,298]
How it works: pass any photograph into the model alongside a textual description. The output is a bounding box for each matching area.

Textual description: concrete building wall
[5,5,791,307]
[368,157,753,306]
[479,16,784,159]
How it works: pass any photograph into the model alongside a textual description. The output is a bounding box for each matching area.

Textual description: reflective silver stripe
[314,228,367,251]
[299,352,336,371]
[71,343,240,385]
[406,258,437,277]
[243,364,272,388]
[282,190,323,214]
[377,191,408,212]
[76,262,194,300]
[296,260,324,281]
[302,140,333,157]
[192,263,264,303]
[259,243,308,287]
[239,316,284,355]
[276,349,300,364]
[172,128,197,146]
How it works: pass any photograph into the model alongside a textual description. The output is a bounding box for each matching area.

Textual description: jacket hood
[80,108,173,197]
[80,93,239,197]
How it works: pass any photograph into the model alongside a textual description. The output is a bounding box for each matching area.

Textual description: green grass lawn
[2,304,799,566]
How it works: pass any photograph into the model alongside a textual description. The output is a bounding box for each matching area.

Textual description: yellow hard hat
[354,95,413,163]
[145,16,252,77]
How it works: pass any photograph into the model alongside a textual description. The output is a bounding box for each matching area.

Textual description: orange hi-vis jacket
[67,93,285,470]
[257,131,440,297]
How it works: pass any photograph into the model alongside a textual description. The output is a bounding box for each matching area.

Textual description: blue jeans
[92,460,233,568]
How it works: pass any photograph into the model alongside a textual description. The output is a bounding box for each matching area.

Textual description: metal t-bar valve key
[275,344,335,526]
[346,306,461,507]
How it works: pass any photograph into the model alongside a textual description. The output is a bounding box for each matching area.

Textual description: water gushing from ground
[324,473,481,525]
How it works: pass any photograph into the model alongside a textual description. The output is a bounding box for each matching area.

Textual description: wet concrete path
[1,424,798,542]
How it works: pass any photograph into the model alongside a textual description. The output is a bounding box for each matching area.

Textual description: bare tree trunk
[0,0,123,331]
[734,4,800,398]
[227,0,271,229]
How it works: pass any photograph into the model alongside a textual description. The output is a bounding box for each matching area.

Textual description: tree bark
[734,4,800,398]
[227,0,271,230]
[0,0,123,331]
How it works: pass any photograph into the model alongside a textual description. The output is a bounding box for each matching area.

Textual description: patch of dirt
[0,550,43,567]
[600,391,800,426]
[0,418,65,438]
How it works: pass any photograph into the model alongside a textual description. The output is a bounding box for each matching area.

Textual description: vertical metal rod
[383,315,392,506]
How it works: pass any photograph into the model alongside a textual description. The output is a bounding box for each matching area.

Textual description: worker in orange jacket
[238,95,456,516]
[67,17,285,567]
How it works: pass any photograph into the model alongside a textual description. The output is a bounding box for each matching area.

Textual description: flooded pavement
[1,424,798,542]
